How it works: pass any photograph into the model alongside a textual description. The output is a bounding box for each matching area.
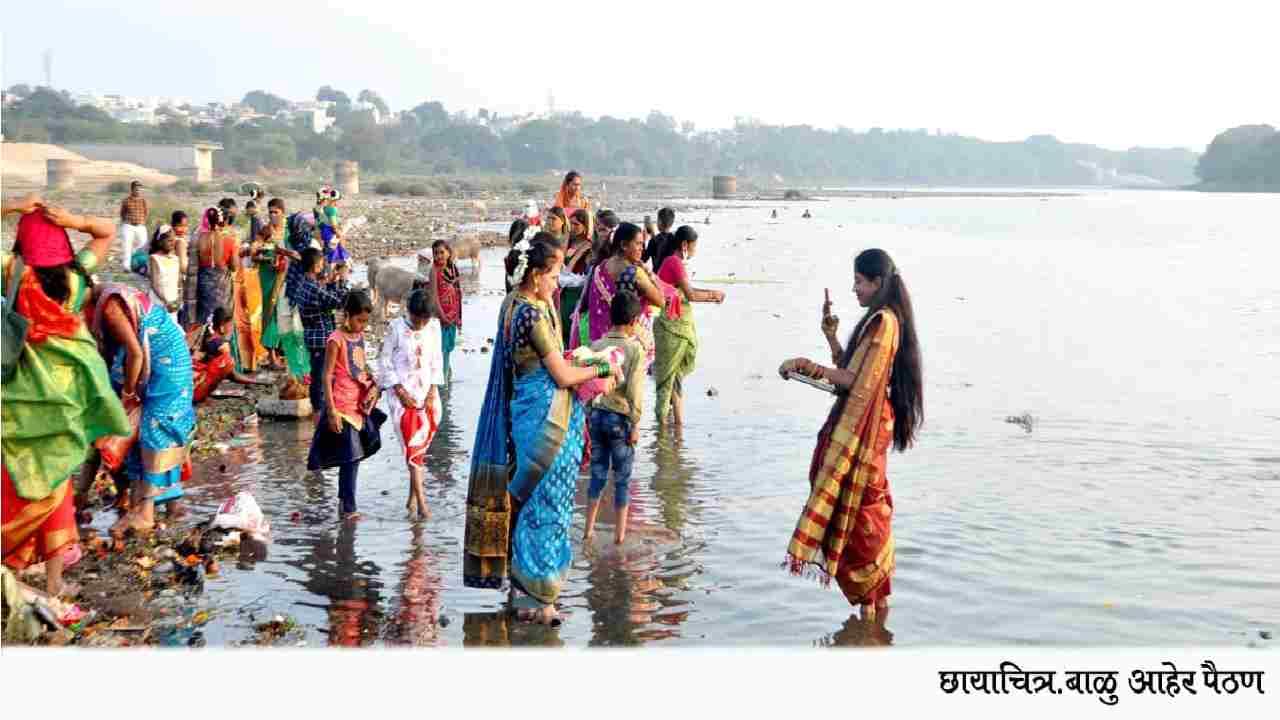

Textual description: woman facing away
[146,225,182,324]
[1,196,131,596]
[463,239,611,626]
[230,223,270,374]
[431,240,463,379]
[380,289,445,520]
[89,279,197,533]
[778,248,923,621]
[653,226,726,428]
[195,207,237,327]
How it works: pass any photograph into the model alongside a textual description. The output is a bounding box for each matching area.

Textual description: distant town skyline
[5,0,1279,152]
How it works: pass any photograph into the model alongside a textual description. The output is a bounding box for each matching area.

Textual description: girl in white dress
[147,225,182,324]
[379,288,445,519]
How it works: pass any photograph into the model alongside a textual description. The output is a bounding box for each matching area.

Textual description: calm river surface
[123,190,1280,647]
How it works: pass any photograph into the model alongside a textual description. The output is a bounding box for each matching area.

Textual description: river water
[117,190,1279,647]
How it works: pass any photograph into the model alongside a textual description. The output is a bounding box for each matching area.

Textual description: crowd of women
[1,168,924,629]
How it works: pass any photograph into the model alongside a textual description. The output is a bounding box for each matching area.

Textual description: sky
[3,0,1278,151]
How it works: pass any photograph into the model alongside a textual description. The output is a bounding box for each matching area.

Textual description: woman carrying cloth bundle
[778,249,923,621]
[463,239,612,626]
[1,196,130,596]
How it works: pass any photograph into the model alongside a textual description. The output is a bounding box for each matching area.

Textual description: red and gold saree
[786,309,900,607]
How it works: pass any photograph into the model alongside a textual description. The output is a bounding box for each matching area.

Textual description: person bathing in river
[583,291,646,545]
[463,239,611,626]
[778,248,923,621]
[431,240,463,379]
[308,290,385,523]
[191,307,274,403]
[653,226,725,428]
[380,289,445,520]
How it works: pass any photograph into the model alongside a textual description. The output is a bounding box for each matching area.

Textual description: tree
[1196,124,1277,185]
[6,83,33,99]
[357,89,390,117]
[242,90,290,116]
[409,101,449,133]
[316,86,351,113]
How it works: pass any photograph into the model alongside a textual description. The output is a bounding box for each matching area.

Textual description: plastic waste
[211,491,271,541]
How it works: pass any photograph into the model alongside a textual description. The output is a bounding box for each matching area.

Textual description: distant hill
[1,85,1199,187]
[1192,124,1280,192]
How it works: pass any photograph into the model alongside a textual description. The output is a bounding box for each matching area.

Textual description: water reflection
[387,523,443,646]
[293,522,385,646]
[816,611,895,648]
[649,431,700,535]
[461,611,566,648]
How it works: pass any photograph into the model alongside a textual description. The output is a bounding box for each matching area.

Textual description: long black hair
[845,248,923,451]
[655,225,697,272]
[508,218,528,247]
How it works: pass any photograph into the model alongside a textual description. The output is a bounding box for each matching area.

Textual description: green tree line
[2,85,1199,186]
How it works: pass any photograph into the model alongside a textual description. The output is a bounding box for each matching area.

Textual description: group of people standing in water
[2,168,923,629]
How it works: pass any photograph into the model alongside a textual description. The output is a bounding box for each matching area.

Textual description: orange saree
[786,309,900,607]
[2,462,77,570]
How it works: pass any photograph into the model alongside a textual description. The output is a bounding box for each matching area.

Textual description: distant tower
[42,49,53,87]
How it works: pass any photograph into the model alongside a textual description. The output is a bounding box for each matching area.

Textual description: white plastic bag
[212,491,271,540]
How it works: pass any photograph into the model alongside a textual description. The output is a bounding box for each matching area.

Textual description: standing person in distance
[117,180,149,272]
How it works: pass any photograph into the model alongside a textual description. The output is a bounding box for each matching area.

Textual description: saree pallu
[259,258,284,350]
[653,298,698,423]
[118,305,196,504]
[275,297,309,381]
[508,367,584,607]
[389,393,440,468]
[786,309,900,607]
[2,271,131,503]
[559,285,583,347]
[464,294,518,590]
[231,265,264,373]
[2,466,76,571]
[195,265,231,327]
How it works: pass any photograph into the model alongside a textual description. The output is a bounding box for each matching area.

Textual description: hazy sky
[4,0,1277,151]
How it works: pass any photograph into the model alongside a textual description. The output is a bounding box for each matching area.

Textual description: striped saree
[786,309,900,607]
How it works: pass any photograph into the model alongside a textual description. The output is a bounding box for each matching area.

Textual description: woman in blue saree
[91,284,196,533]
[463,238,612,625]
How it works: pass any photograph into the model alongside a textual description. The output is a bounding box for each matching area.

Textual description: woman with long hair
[778,248,923,621]
[431,240,463,379]
[543,206,569,244]
[463,239,610,626]
[1,196,130,596]
[653,226,725,427]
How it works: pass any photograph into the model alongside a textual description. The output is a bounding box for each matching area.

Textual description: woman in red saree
[779,249,923,620]
[191,307,273,403]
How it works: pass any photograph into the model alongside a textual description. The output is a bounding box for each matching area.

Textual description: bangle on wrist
[596,363,611,379]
